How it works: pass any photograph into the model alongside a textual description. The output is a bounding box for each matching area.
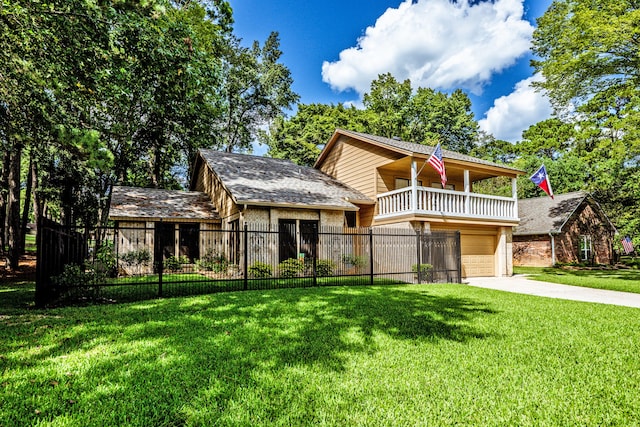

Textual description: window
[395,177,422,189]
[431,182,455,190]
[344,211,357,228]
[278,219,319,262]
[579,235,592,261]
[179,223,200,262]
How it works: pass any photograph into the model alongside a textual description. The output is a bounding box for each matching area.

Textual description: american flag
[621,236,635,254]
[427,142,447,188]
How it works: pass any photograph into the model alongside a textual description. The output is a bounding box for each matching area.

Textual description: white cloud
[321,0,534,96]
[478,74,553,142]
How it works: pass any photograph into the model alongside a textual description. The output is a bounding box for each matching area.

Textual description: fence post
[312,223,318,286]
[456,231,462,283]
[34,215,46,308]
[369,228,374,286]
[158,221,163,298]
[243,223,248,290]
[416,229,422,284]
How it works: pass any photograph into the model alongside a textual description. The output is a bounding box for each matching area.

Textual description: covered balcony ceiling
[378,156,517,182]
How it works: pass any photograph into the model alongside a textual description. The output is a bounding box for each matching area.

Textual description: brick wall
[513,235,553,267]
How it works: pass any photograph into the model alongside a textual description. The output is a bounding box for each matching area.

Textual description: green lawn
[2,281,640,426]
[514,266,640,294]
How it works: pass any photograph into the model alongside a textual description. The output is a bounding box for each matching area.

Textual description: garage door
[461,234,495,277]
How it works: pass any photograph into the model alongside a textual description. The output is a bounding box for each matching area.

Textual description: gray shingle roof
[514,191,589,235]
[198,150,372,209]
[333,129,524,173]
[110,186,220,221]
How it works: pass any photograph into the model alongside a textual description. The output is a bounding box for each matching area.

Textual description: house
[111,151,373,270]
[513,191,616,267]
[314,129,525,277]
[109,129,525,278]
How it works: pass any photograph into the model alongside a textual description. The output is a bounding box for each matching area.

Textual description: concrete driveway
[465,275,640,309]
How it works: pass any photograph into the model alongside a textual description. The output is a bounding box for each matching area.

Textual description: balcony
[376,186,518,223]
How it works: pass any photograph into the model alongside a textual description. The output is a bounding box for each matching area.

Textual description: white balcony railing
[376,186,518,221]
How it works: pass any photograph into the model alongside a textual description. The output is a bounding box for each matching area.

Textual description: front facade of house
[513,191,616,267]
[315,129,524,277]
[110,129,524,278]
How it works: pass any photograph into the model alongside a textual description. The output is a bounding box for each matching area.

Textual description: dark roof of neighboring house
[316,128,524,174]
[197,150,373,210]
[514,191,612,235]
[110,186,220,221]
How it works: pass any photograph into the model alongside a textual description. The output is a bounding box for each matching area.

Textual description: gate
[420,231,461,283]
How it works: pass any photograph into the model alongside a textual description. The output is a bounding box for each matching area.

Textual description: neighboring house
[109,128,525,278]
[513,191,616,267]
[315,129,524,277]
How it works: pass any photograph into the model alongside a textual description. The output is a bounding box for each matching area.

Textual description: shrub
[120,249,151,275]
[52,263,102,301]
[412,263,433,282]
[248,262,273,278]
[164,255,189,272]
[315,259,336,277]
[196,250,228,273]
[278,258,304,278]
[342,253,367,268]
[94,240,117,277]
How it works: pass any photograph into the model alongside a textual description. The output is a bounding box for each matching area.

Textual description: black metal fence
[36,220,461,307]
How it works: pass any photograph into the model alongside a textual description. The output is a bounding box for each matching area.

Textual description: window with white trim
[579,235,592,261]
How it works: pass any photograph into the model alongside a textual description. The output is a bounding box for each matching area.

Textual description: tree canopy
[531,0,640,244]
[264,73,479,166]
[0,0,298,268]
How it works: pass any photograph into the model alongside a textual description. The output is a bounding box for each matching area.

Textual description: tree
[470,131,518,164]
[265,74,480,165]
[408,88,478,153]
[218,32,299,152]
[362,73,413,140]
[518,118,575,159]
[265,103,367,166]
[532,0,640,240]
[0,0,235,260]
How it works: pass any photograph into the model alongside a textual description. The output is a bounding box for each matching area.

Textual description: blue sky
[228,0,554,146]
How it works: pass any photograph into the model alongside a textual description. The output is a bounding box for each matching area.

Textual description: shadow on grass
[0,281,35,312]
[1,285,497,425]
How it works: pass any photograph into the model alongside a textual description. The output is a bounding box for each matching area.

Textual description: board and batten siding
[193,161,239,221]
[318,135,402,199]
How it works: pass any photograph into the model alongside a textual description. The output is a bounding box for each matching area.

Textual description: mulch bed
[0,254,37,282]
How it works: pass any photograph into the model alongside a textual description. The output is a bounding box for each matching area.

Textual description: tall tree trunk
[19,154,34,253]
[61,180,74,227]
[0,148,10,253]
[152,143,162,188]
[31,160,42,233]
[7,142,22,270]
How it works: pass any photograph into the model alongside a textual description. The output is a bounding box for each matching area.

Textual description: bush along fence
[36,219,461,307]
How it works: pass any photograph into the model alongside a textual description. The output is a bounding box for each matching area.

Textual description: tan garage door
[461,234,496,277]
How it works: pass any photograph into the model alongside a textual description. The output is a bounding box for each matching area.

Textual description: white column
[411,159,418,212]
[496,227,513,277]
[512,177,518,219]
[464,169,470,214]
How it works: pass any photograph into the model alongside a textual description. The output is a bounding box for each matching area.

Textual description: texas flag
[530,164,554,199]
